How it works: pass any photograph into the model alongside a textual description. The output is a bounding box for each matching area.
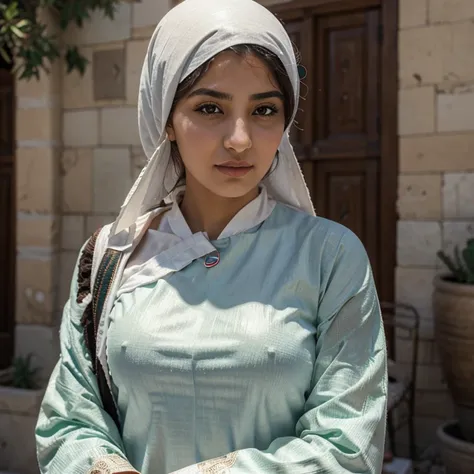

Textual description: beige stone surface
[16,107,60,142]
[0,386,45,417]
[16,147,57,214]
[93,147,132,213]
[62,48,94,109]
[442,221,474,257]
[16,258,55,325]
[443,172,474,219]
[396,267,438,320]
[132,0,171,28]
[399,133,474,172]
[14,324,59,383]
[399,22,474,87]
[63,2,131,46]
[429,0,474,23]
[58,251,79,310]
[63,110,99,147]
[61,148,93,213]
[437,89,474,132]
[399,87,435,135]
[397,174,441,219]
[399,0,428,29]
[449,21,474,81]
[100,107,141,145]
[16,214,58,248]
[0,412,39,474]
[397,221,441,267]
[398,25,450,87]
[93,48,126,101]
[61,215,85,251]
[126,40,149,104]
[131,25,155,39]
[15,63,60,99]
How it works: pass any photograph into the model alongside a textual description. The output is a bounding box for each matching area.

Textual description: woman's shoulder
[271,202,359,243]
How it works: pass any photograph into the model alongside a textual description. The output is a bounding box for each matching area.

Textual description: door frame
[0,68,16,369]
[271,0,399,307]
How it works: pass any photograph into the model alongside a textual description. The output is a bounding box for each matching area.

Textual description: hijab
[109,0,315,240]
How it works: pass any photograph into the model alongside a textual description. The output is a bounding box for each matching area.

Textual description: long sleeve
[35,248,138,474]
[172,229,388,474]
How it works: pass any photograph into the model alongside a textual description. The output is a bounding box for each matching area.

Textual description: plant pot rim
[434,274,474,296]
[437,420,474,453]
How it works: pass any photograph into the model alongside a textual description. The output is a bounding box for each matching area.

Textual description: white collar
[165,185,275,241]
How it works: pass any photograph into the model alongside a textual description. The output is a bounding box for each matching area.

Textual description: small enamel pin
[204,250,220,268]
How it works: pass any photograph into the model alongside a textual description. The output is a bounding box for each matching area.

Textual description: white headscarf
[110,0,315,238]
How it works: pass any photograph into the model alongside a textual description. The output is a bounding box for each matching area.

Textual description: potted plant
[433,238,474,474]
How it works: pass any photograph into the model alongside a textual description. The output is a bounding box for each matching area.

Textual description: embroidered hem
[171,452,238,474]
[87,454,139,474]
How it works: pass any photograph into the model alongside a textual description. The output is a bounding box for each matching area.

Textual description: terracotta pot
[433,276,474,441]
[437,420,474,474]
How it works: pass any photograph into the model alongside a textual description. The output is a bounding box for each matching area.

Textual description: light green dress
[36,202,387,474]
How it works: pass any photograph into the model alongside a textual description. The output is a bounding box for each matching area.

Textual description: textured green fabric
[36,204,387,474]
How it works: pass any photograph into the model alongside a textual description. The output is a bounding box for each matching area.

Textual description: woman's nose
[223,117,252,153]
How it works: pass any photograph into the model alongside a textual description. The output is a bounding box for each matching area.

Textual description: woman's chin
[209,180,260,200]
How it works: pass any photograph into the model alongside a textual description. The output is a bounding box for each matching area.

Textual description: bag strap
[77,227,122,428]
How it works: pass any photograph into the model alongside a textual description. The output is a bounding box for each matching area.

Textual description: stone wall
[14,9,62,382]
[395,0,474,455]
[58,0,171,311]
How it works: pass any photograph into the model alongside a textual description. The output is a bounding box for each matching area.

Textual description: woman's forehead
[190,51,281,92]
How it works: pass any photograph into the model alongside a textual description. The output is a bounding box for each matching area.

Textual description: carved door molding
[272,0,398,308]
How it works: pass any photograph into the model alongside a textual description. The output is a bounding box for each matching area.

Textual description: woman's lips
[215,163,253,177]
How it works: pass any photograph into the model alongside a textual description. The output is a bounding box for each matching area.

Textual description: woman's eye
[196,104,222,115]
[254,105,278,116]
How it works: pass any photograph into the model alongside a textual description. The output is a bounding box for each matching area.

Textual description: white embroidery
[87,454,139,474]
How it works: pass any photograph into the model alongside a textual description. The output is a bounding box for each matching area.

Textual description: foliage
[11,353,40,389]
[437,238,474,284]
[0,0,121,80]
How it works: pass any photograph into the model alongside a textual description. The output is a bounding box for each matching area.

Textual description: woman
[36,0,387,473]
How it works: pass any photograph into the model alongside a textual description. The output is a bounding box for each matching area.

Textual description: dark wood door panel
[301,158,379,282]
[0,74,14,157]
[0,163,14,369]
[313,8,380,159]
[275,0,398,331]
[286,19,305,152]
[0,68,14,369]
[284,18,313,158]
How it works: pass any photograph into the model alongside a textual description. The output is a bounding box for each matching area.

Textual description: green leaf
[0,47,12,64]
[11,25,25,38]
[4,0,122,80]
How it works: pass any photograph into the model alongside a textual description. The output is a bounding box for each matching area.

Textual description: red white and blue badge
[204,250,220,268]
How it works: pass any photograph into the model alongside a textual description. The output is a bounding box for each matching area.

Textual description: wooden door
[272,0,398,305]
[0,67,15,369]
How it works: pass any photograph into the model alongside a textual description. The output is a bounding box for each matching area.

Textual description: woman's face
[166,50,286,199]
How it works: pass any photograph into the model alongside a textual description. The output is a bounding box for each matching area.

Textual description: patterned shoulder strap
[77,227,122,428]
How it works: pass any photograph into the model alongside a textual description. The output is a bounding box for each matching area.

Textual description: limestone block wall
[395,0,474,454]
[14,9,62,381]
[59,0,171,310]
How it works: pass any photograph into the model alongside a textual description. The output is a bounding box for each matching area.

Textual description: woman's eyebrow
[187,88,284,101]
